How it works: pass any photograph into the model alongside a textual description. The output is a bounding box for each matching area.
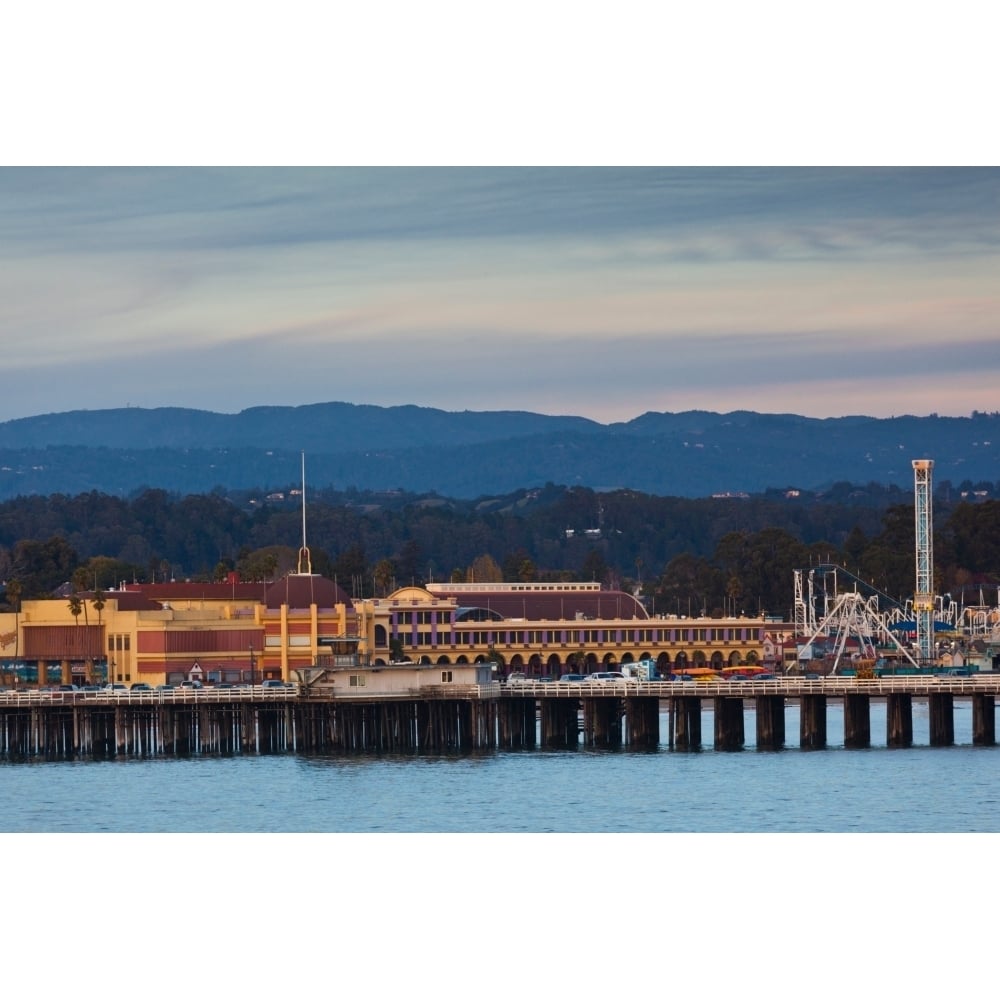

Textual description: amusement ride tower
[912,459,935,663]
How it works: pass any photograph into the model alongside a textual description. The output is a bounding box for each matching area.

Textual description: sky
[2,9,998,428]
[3,166,998,426]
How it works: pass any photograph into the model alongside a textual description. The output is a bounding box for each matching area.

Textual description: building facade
[353,581,767,677]
[1,577,769,686]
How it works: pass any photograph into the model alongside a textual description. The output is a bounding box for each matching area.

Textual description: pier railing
[303,682,503,700]
[3,676,998,707]
[499,676,1000,697]
[0,685,302,706]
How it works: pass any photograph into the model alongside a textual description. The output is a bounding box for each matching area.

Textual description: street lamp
[249,644,256,687]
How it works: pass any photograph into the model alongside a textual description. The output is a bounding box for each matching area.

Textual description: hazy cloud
[1,167,998,423]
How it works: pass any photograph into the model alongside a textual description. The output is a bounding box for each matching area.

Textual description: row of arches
[374,649,761,672]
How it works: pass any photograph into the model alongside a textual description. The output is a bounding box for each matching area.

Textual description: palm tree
[726,575,744,617]
[91,587,107,685]
[71,567,90,627]
[67,593,83,686]
[92,587,106,625]
[373,559,395,597]
[5,578,22,668]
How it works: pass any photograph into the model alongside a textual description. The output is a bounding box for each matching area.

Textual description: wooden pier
[2,676,1000,757]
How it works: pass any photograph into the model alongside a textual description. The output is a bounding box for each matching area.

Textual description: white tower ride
[912,459,935,663]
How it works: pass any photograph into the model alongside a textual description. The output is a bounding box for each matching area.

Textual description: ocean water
[7,699,998,998]
[3,702,998,833]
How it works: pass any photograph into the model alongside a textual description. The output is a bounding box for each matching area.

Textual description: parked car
[103,683,128,695]
[178,680,203,690]
[56,684,80,692]
[130,683,152,692]
[156,684,175,691]
[505,672,527,684]
[261,679,290,689]
[587,671,627,682]
[558,673,586,682]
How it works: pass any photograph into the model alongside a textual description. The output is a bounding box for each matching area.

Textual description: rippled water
[3,702,999,832]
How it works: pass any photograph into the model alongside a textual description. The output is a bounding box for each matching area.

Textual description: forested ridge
[1,404,998,500]
[2,479,999,620]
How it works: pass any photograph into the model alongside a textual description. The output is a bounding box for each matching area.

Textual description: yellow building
[0,573,355,687]
[353,581,766,677]
[2,577,766,687]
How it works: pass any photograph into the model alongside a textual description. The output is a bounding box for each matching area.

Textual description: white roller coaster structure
[790,457,965,673]
[789,457,1000,672]
[792,568,999,672]
[795,588,920,673]
[794,458,1000,672]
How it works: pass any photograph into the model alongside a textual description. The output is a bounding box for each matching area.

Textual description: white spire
[296,450,312,575]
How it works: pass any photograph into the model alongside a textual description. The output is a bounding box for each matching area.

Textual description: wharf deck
[3,675,997,708]
[1,675,997,757]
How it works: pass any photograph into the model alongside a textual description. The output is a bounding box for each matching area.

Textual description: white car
[587,671,627,682]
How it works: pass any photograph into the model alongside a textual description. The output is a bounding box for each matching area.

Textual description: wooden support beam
[713,696,744,751]
[928,693,954,747]
[625,696,659,746]
[672,696,702,750]
[799,694,827,750]
[972,694,995,746]
[843,693,871,749]
[755,695,785,750]
[544,698,580,747]
[886,693,913,748]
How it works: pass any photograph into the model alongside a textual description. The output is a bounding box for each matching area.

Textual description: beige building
[352,581,766,678]
[2,577,767,687]
[305,658,495,696]
[0,573,356,687]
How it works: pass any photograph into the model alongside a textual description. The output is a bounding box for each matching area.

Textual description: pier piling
[843,694,871,749]
[671,696,702,751]
[972,694,996,746]
[886,693,913,748]
[799,695,827,750]
[713,697,744,751]
[755,695,785,750]
[928,693,955,747]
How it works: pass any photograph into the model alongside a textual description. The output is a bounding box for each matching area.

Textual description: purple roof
[435,588,649,621]
[264,574,353,610]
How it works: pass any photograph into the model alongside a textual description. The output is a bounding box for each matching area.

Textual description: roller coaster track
[808,564,906,613]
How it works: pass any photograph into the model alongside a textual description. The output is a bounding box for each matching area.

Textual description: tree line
[1,482,999,619]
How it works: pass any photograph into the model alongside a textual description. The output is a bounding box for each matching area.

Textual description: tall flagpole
[297,450,311,574]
